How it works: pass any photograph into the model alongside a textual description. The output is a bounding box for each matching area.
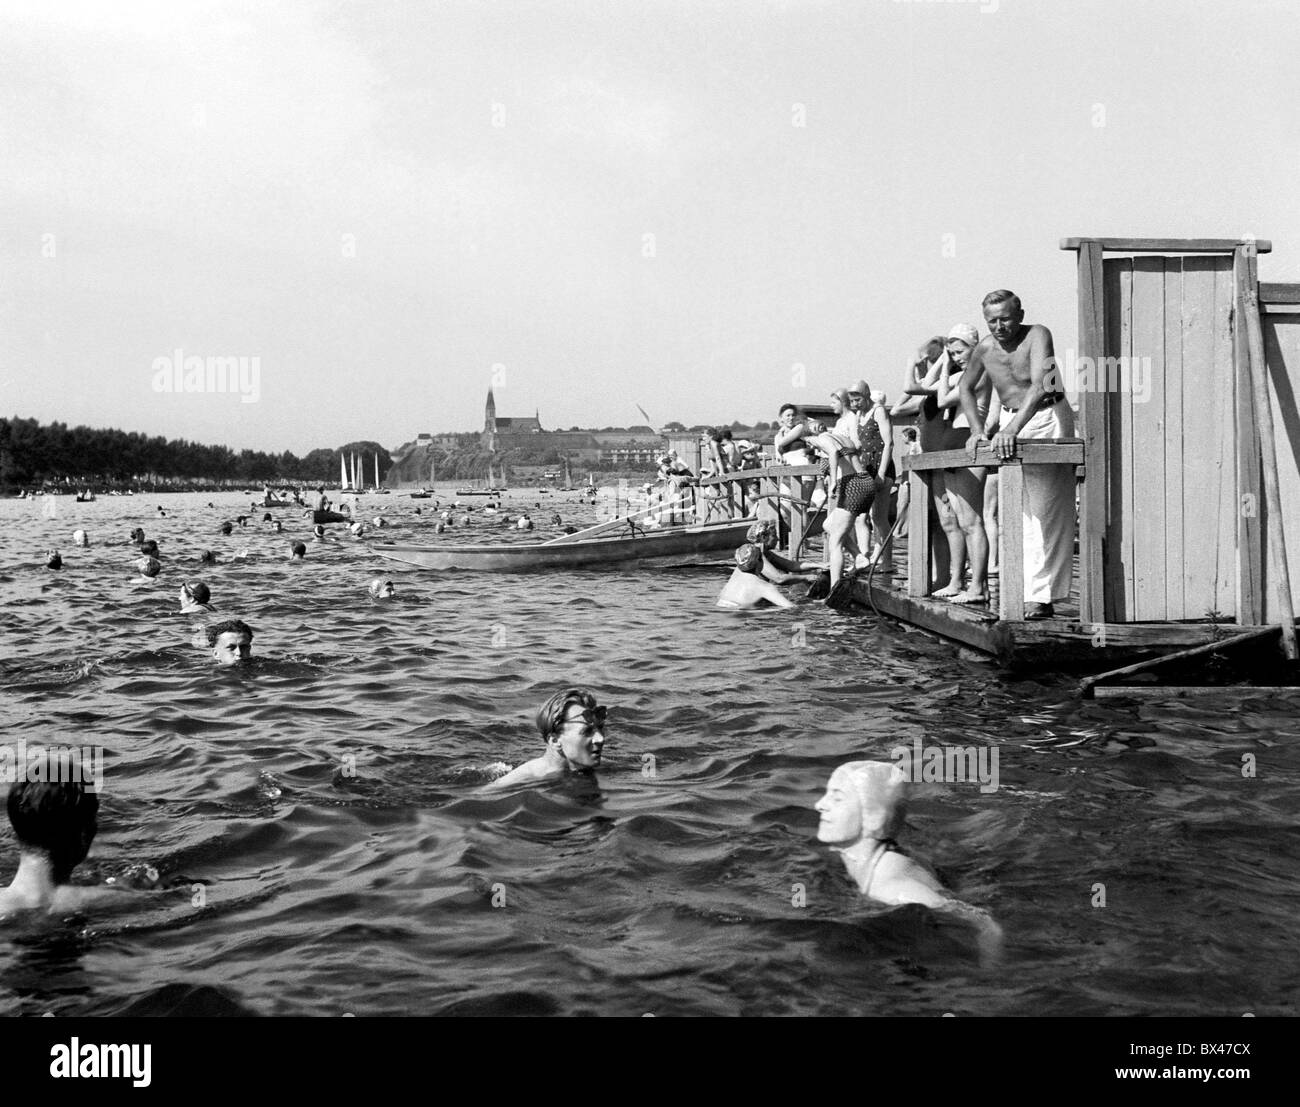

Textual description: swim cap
[830,387,851,406]
[45,549,63,569]
[849,379,870,397]
[367,578,393,597]
[746,521,776,544]
[183,580,211,604]
[826,761,907,840]
[72,529,88,547]
[870,389,886,405]
[734,544,763,573]
[291,541,307,557]
[947,323,980,348]
[136,556,161,578]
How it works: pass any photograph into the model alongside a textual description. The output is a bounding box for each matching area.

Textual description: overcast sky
[2,0,1297,453]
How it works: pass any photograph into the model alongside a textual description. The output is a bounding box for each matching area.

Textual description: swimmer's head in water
[262,513,273,522]
[536,688,607,769]
[130,528,145,544]
[745,521,777,549]
[290,541,306,559]
[139,539,160,558]
[816,761,906,846]
[313,525,325,538]
[72,529,88,547]
[7,780,99,884]
[220,522,233,536]
[206,618,254,666]
[45,549,63,570]
[199,549,217,565]
[181,580,211,606]
[135,555,161,578]
[734,544,763,574]
[368,578,394,598]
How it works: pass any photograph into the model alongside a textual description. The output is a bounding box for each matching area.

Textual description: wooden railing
[694,463,822,551]
[902,440,1084,621]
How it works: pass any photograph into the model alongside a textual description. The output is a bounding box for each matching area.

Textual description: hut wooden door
[1100,254,1240,622]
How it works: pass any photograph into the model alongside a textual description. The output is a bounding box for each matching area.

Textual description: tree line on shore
[0,416,390,489]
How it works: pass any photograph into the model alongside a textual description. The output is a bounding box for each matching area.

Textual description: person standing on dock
[933,324,996,605]
[958,290,1074,620]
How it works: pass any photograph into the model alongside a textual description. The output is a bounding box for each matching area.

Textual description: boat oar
[542,490,698,546]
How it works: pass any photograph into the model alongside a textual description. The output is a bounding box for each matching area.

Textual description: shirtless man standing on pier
[957,290,1075,620]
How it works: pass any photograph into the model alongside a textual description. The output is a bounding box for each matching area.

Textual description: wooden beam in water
[1092,685,1298,699]
[1061,238,1272,254]
[1079,625,1281,696]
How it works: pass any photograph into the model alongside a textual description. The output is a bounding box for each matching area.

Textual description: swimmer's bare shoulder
[482,757,554,792]
[0,882,137,921]
[871,851,949,908]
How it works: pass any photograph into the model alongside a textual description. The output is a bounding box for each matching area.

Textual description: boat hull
[373,519,752,571]
[313,509,350,524]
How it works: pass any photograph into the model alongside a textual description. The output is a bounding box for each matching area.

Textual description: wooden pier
[764,236,1300,676]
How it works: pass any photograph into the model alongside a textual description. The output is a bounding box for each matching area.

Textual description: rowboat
[372,516,753,571]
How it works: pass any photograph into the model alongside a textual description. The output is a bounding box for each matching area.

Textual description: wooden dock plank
[1179,257,1220,619]
[1214,257,1240,617]
[1164,257,1186,619]
[1116,259,1136,619]
[1103,258,1127,619]
[1131,257,1167,619]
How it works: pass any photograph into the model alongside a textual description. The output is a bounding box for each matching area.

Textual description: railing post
[999,460,1025,621]
[907,468,931,597]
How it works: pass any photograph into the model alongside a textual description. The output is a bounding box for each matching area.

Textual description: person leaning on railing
[774,402,818,507]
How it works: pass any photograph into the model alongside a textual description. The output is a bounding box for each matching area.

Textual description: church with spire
[481,387,543,452]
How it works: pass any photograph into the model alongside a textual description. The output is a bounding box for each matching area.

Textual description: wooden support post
[907,468,931,597]
[999,461,1025,622]
[1242,244,1299,659]
[1076,240,1108,625]
[1234,245,1264,625]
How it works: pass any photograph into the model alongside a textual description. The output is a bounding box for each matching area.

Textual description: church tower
[485,387,497,434]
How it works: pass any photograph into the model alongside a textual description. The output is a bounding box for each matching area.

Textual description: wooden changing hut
[853,236,1300,670]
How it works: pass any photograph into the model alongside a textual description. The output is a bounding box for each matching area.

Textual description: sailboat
[456,459,508,497]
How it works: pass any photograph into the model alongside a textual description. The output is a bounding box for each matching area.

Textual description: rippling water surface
[1,491,1297,1016]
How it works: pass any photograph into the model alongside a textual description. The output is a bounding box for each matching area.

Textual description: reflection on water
[1,492,1297,1015]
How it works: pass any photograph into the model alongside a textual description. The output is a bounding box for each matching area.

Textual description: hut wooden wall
[1260,292,1300,620]
[1101,255,1239,621]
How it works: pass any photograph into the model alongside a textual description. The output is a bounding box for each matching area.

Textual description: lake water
[1,490,1297,1016]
